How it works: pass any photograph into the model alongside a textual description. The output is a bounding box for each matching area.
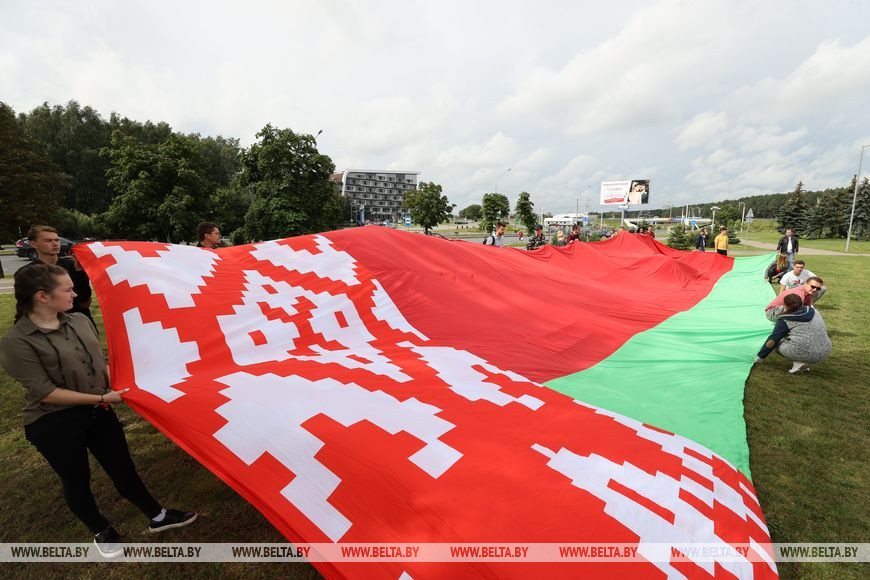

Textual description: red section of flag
[324,229,733,382]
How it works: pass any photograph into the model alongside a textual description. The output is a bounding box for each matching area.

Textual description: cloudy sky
[3,0,870,214]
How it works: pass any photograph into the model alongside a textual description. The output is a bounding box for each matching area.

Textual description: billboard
[600,179,650,205]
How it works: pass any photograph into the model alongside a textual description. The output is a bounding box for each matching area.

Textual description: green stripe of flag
[546,253,775,477]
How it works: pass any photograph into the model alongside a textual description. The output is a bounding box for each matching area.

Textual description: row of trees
[1,100,346,244]
[405,189,541,235]
[454,192,539,234]
[7,99,867,244]
[776,180,870,239]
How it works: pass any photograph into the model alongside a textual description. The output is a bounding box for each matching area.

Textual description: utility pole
[846,145,869,253]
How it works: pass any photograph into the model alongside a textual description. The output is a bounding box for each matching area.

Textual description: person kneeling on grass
[765,253,789,285]
[0,264,197,559]
[764,276,824,321]
[754,293,832,373]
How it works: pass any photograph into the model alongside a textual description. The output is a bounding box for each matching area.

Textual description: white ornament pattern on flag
[532,402,777,578]
[216,270,411,382]
[212,371,462,541]
[124,308,199,402]
[404,343,545,410]
[250,236,360,285]
[89,242,219,308]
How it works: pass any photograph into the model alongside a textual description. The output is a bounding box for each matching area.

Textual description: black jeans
[24,406,161,534]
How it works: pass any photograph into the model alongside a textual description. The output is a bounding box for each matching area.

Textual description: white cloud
[2,0,869,212]
[676,113,729,151]
[730,37,870,125]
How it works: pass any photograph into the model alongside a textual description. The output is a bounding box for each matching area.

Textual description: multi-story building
[330,170,420,225]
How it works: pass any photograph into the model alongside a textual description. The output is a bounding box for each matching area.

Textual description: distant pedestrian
[647,226,656,239]
[483,222,507,247]
[566,224,582,244]
[714,227,729,256]
[694,227,708,251]
[196,222,222,249]
[517,230,524,242]
[776,228,799,270]
[527,225,547,250]
[755,293,831,373]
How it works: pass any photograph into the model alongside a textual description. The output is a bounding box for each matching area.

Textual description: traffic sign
[746,208,754,219]
[404,216,412,227]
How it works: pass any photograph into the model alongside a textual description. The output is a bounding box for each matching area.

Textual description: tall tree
[459,203,482,221]
[847,178,870,240]
[777,181,810,234]
[480,193,510,233]
[666,224,691,250]
[804,189,848,239]
[103,131,216,242]
[108,113,173,145]
[713,204,739,230]
[514,191,536,234]
[210,182,252,240]
[238,125,340,241]
[18,100,114,214]
[0,102,68,242]
[403,181,454,235]
[188,134,242,186]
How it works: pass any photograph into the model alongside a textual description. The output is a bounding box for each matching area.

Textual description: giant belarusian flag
[75,228,777,578]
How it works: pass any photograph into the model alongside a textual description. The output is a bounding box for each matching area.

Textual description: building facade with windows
[330,170,420,225]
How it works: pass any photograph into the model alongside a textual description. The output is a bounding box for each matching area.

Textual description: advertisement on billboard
[600,180,650,205]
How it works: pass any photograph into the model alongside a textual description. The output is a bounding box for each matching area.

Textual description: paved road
[0,254,28,293]
[1,253,29,275]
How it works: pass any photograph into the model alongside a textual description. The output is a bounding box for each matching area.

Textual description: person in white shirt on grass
[779,260,826,302]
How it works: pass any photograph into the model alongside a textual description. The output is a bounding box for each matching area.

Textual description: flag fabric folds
[75,228,777,578]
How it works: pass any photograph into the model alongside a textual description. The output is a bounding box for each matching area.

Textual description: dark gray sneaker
[149,509,198,533]
[94,525,124,558]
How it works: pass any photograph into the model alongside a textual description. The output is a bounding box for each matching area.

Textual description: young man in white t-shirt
[779,260,826,302]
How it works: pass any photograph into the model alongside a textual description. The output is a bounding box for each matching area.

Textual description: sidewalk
[738,239,870,257]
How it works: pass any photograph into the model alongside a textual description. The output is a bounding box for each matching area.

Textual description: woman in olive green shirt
[1,264,196,557]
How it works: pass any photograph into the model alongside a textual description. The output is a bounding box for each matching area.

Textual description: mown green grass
[1,255,867,578]
[745,255,870,579]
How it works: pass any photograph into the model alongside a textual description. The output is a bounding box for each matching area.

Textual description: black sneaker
[149,509,198,533]
[94,525,124,558]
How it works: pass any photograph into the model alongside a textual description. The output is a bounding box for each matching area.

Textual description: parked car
[16,237,75,260]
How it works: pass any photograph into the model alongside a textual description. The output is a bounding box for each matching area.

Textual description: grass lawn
[744,255,869,579]
[0,254,867,578]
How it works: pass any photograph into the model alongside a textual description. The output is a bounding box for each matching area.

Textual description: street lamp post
[737,202,746,234]
[494,168,511,193]
[846,145,870,253]
[711,206,721,231]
